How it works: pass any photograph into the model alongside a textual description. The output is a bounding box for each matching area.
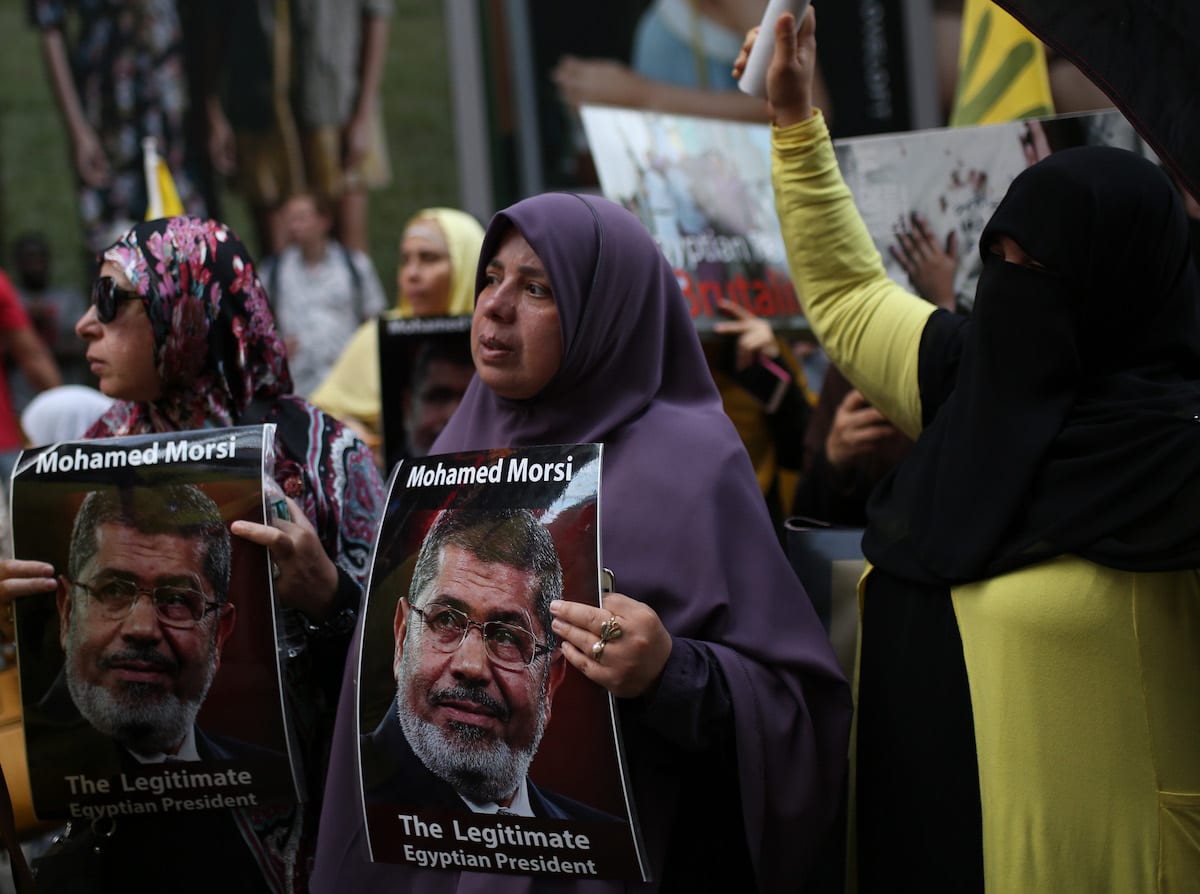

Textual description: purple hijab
[312,194,850,892]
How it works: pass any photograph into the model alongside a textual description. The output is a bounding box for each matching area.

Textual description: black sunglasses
[90,276,140,323]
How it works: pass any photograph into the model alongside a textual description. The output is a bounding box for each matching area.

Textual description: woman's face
[471,228,562,400]
[399,221,453,316]
[76,261,161,402]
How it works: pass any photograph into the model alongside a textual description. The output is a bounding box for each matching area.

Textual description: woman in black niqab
[760,11,1200,888]
[867,144,1200,582]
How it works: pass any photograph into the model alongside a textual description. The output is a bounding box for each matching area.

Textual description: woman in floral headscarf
[1,216,385,892]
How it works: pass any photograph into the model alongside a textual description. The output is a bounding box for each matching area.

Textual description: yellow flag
[950,0,1054,125]
[142,137,184,220]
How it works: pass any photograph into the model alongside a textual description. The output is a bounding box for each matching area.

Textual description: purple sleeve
[636,637,733,752]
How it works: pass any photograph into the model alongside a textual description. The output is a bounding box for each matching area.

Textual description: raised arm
[741,9,934,438]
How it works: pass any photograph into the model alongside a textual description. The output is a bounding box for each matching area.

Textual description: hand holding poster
[357,444,648,881]
[10,426,300,823]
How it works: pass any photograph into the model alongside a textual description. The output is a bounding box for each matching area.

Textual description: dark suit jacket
[24,676,284,893]
[25,671,287,816]
[361,699,619,822]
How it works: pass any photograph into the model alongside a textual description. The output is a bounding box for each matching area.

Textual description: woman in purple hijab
[312,192,851,891]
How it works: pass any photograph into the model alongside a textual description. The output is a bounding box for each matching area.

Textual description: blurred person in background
[554,0,831,123]
[20,384,113,446]
[0,267,61,460]
[31,0,209,255]
[9,233,90,413]
[311,207,483,463]
[261,191,387,397]
[205,0,393,255]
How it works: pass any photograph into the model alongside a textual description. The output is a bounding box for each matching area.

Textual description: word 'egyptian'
[401,845,598,875]
[407,456,574,488]
[34,435,239,474]
[70,792,260,819]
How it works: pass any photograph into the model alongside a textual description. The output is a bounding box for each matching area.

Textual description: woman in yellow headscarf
[310,207,483,452]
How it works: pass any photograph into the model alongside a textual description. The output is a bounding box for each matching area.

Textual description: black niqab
[865,145,1200,583]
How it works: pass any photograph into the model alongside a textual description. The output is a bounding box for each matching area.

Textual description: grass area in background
[0,1,460,298]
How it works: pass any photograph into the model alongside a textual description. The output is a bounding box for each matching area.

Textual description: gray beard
[65,642,215,758]
[396,651,548,804]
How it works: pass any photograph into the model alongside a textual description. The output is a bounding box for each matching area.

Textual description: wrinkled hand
[231,496,339,621]
[889,213,958,310]
[826,389,897,471]
[72,123,111,188]
[0,560,59,640]
[552,55,646,109]
[733,7,817,127]
[550,592,672,699]
[712,299,780,370]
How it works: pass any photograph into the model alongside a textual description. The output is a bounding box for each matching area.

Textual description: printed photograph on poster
[830,109,1148,312]
[580,105,1150,327]
[377,315,474,474]
[10,426,300,823]
[357,444,648,882]
[579,105,803,335]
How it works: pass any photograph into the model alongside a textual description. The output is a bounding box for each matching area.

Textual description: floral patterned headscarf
[85,218,386,891]
[91,216,291,434]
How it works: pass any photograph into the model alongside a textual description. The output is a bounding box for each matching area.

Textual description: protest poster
[828,108,1147,312]
[10,425,299,822]
[357,444,648,881]
[378,315,474,474]
[580,105,1149,329]
[580,105,800,334]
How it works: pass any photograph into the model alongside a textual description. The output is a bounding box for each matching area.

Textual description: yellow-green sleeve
[772,112,933,439]
[309,320,382,430]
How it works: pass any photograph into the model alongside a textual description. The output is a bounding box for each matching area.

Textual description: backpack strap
[337,243,365,322]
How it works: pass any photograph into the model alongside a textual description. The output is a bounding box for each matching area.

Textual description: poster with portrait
[580,105,803,336]
[378,315,474,474]
[580,105,1150,329]
[356,443,648,881]
[10,426,300,822]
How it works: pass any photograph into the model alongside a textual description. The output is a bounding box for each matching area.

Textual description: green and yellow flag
[142,136,184,220]
[950,0,1054,125]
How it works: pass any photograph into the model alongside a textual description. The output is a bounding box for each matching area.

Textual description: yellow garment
[772,112,933,438]
[950,0,1054,125]
[954,558,1200,892]
[142,138,184,219]
[309,207,483,432]
[773,111,1200,891]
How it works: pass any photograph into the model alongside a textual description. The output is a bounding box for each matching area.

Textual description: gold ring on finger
[600,616,622,643]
